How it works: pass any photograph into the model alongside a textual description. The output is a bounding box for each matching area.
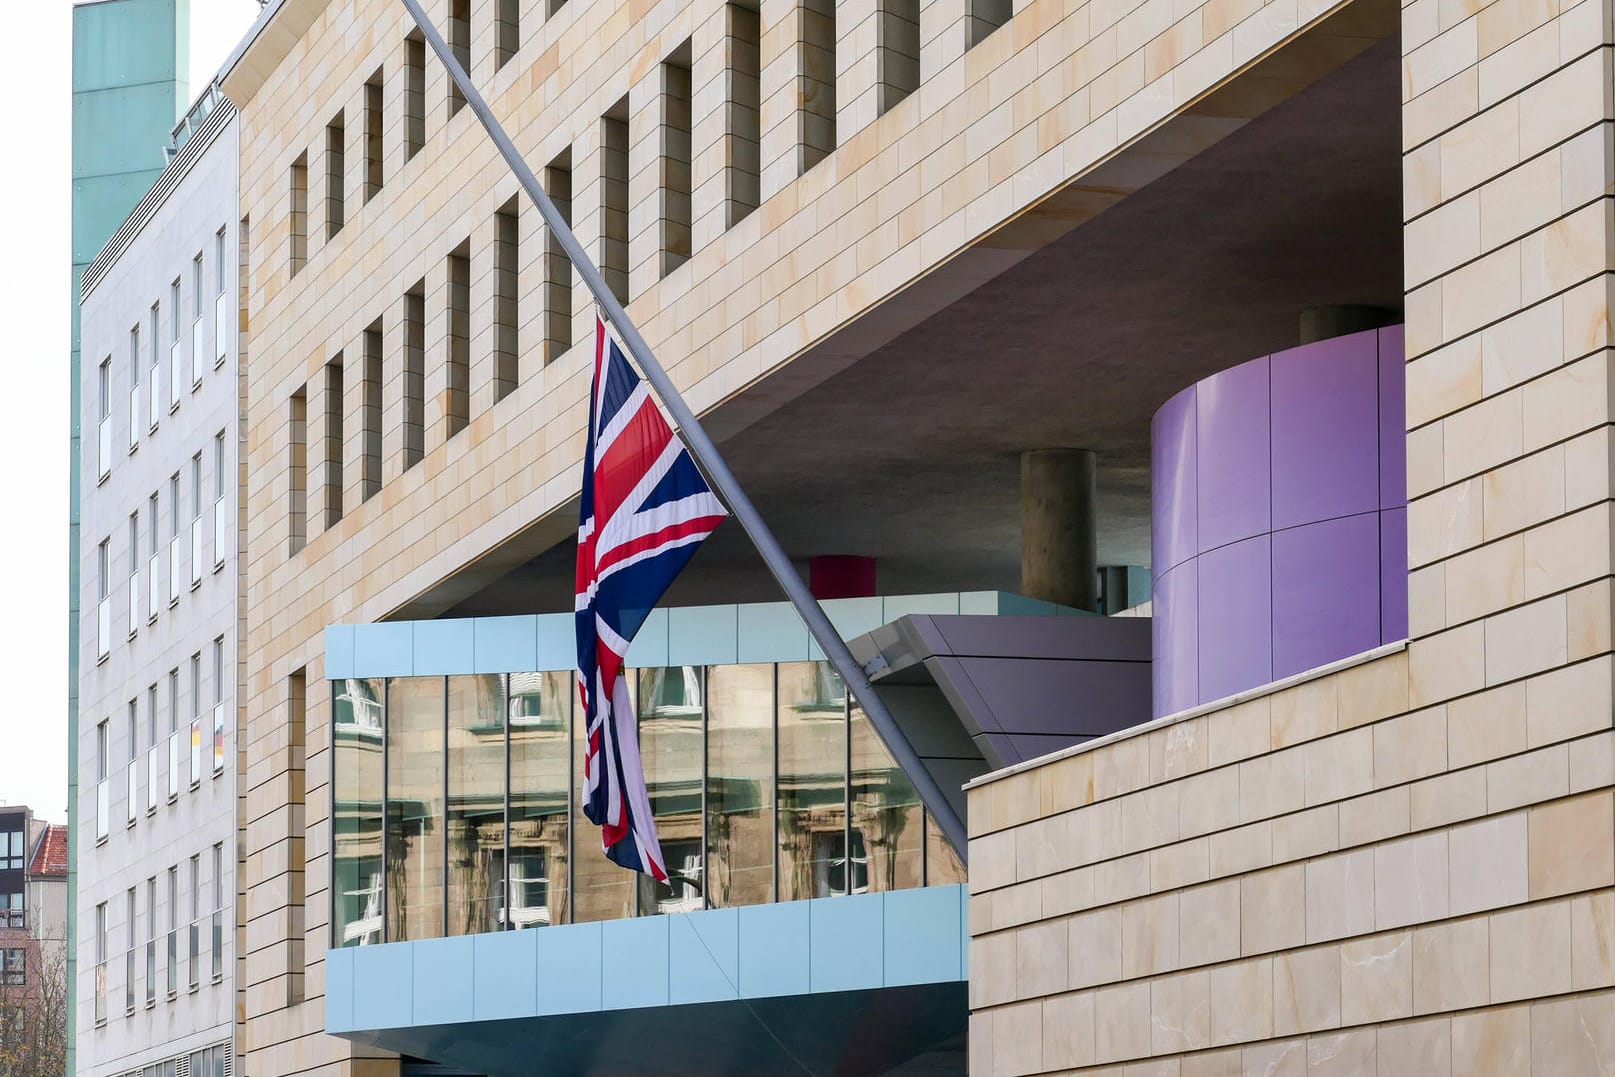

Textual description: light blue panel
[474,929,538,1022]
[352,622,415,677]
[809,598,884,660]
[601,915,671,1009]
[808,893,884,994]
[957,591,1001,615]
[668,605,739,666]
[411,936,475,1025]
[882,593,962,620]
[351,942,413,1031]
[737,602,811,663]
[1127,566,1152,607]
[325,625,356,679]
[536,921,602,1014]
[473,616,539,673]
[669,908,740,1006]
[996,593,1060,616]
[324,947,355,1033]
[959,886,970,977]
[625,608,670,667]
[737,901,810,998]
[535,613,575,671]
[413,619,475,675]
[883,886,963,986]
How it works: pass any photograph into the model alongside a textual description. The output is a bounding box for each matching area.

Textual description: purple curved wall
[1151,326,1407,717]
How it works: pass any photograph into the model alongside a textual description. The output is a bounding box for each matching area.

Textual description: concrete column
[1020,449,1097,611]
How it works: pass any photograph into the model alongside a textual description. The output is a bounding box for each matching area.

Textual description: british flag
[576,315,727,880]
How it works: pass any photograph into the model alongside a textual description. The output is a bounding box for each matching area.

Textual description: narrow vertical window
[128,325,140,452]
[287,668,307,1001]
[495,0,519,68]
[801,0,837,172]
[189,653,201,785]
[727,4,761,227]
[446,242,470,437]
[214,228,228,368]
[493,198,519,400]
[361,319,383,500]
[167,473,180,605]
[968,0,1011,46]
[657,43,694,279]
[127,512,139,637]
[94,902,108,1023]
[148,302,160,432]
[166,867,177,997]
[364,68,384,201]
[213,429,228,569]
[403,284,425,469]
[600,99,630,304]
[324,358,345,525]
[169,280,182,411]
[210,843,224,980]
[405,33,426,159]
[190,253,204,390]
[877,0,920,114]
[212,636,226,774]
[97,357,110,481]
[188,855,199,990]
[448,0,469,116]
[145,877,156,1006]
[125,888,136,1013]
[190,453,202,586]
[289,152,308,275]
[289,388,307,554]
[326,114,346,239]
[542,152,573,364]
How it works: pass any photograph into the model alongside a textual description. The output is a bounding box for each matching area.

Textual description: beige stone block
[1211,820,1273,877]
[1529,789,1615,899]
[1336,651,1410,730]
[1270,677,1337,749]
[1073,797,1125,866]
[1272,804,1338,863]
[1444,389,1524,484]
[1573,890,1615,990]
[1409,623,1485,708]
[1272,945,1339,1037]
[1340,931,1413,1025]
[1150,968,1212,1054]
[1406,190,1481,289]
[1444,535,1525,624]
[1480,292,1563,396]
[1478,145,1562,252]
[1241,864,1304,955]
[1442,242,1523,342]
[1094,980,1152,1065]
[1241,1038,1305,1077]
[1151,836,1211,892]
[1452,1004,1531,1076]
[1449,810,1529,916]
[1304,848,1375,944]
[1042,990,1097,1070]
[1123,892,1181,978]
[1571,730,1615,793]
[1339,785,1412,847]
[1485,593,1570,686]
[1374,705,1449,789]
[1017,812,1075,881]
[1413,915,1490,1014]
[1377,1015,1452,1075]
[1523,503,1613,600]
[1487,741,1570,811]
[1017,917,1071,999]
[990,769,1045,832]
[1405,139,1443,219]
[1122,783,1181,855]
[1412,766,1489,829]
[1095,734,1153,801]
[1448,681,1527,769]
[1151,715,1208,782]
[1409,562,1449,637]
[1179,877,1240,969]
[1408,423,1446,501]
[1093,852,1151,907]
[1531,993,1615,1077]
[971,828,1017,893]
[1304,1027,1376,1076]
[1239,747,1306,823]
[1562,272,1613,355]
[1041,867,1097,920]
[1408,478,1483,568]
[1526,653,1614,748]
[1520,202,1608,308]
[1491,897,1573,1002]
[1178,764,1240,840]
[1179,1047,1242,1077]
[1209,957,1272,1047]
[1523,350,1611,454]
[1567,577,1615,662]
[1069,906,1124,989]
[1303,728,1372,807]
[972,930,1019,1007]
[1407,334,1483,429]
[1404,17,1479,101]
[1564,430,1614,513]
[992,998,1044,1076]
[1043,751,1098,814]
[1375,829,1451,929]
[1208,697,1271,768]
[991,880,1044,931]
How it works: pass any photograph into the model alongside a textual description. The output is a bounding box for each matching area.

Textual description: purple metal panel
[1379,324,1408,511]
[1271,331,1381,530]
[954,657,1151,738]
[1380,506,1408,642]
[1196,356,1271,553]
[1152,560,1198,716]
[1271,513,1382,679]
[1152,384,1199,574]
[1195,535,1273,703]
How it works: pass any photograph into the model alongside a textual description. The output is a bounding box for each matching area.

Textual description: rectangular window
[126,700,139,826]
[364,68,384,201]
[125,887,136,1012]
[332,676,383,947]
[360,320,382,501]
[190,653,202,785]
[214,229,229,367]
[128,325,141,451]
[2,948,24,987]
[289,387,307,554]
[214,430,229,569]
[968,0,1011,46]
[726,4,761,228]
[446,242,470,438]
[326,113,345,239]
[321,359,344,527]
[188,854,199,990]
[191,255,204,389]
[777,662,848,900]
[600,100,630,304]
[403,284,425,470]
[386,677,446,941]
[656,43,693,280]
[96,537,110,659]
[145,876,156,1005]
[128,700,139,761]
[166,867,177,996]
[168,473,181,604]
[541,152,572,364]
[493,198,518,400]
[127,512,139,637]
[97,358,111,481]
[448,0,468,115]
[148,491,160,621]
[636,667,704,915]
[405,33,426,159]
[495,0,519,68]
[169,279,182,409]
[212,636,226,774]
[97,719,108,783]
[800,0,837,172]
[875,0,920,114]
[95,902,108,1023]
[97,539,108,601]
[214,431,226,499]
[290,152,308,275]
[168,668,180,798]
[1,890,20,929]
[192,254,203,319]
[447,675,507,934]
[149,302,161,432]
[98,357,110,420]
[190,453,203,586]
[147,685,158,744]
[190,454,201,521]
[211,843,224,980]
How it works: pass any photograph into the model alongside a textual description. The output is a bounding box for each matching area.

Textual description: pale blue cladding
[352,940,413,1030]
[473,615,538,672]
[625,607,669,666]
[882,594,961,620]
[536,921,602,1014]
[412,936,475,1025]
[809,893,884,993]
[474,928,537,1021]
[324,625,355,679]
[884,885,962,985]
[352,622,413,677]
[413,620,474,675]
[601,915,670,1009]
[737,900,810,997]
[325,946,355,1032]
[736,602,811,662]
[668,604,739,665]
[809,597,884,660]
[534,612,574,670]
[668,908,740,1005]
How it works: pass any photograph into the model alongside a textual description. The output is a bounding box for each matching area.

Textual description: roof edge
[220,0,329,107]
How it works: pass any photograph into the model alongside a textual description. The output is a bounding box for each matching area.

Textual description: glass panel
[849,697,923,894]
[924,812,967,886]
[386,676,445,941]
[508,671,571,927]
[447,674,506,936]
[571,676,634,923]
[636,667,705,915]
[332,677,384,947]
[705,664,773,908]
[777,661,847,901]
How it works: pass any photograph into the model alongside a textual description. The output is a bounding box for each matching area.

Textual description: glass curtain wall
[777,661,848,901]
[508,671,571,928]
[705,664,774,907]
[447,674,505,935]
[331,677,384,946]
[386,676,446,941]
[637,666,705,915]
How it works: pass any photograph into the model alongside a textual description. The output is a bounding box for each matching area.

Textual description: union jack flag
[576,315,727,879]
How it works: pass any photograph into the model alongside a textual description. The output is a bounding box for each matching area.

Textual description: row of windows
[94,228,230,485]
[92,638,228,844]
[93,432,231,662]
[114,1042,232,1077]
[92,847,225,1025]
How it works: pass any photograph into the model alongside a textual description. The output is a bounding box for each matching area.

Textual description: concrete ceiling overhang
[416,20,1403,620]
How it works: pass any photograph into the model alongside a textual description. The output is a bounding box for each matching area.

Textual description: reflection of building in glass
[332,661,963,943]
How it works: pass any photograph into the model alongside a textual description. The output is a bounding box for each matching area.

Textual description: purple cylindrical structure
[1151,326,1407,717]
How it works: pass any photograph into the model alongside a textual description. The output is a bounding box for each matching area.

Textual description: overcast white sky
[0,1,260,823]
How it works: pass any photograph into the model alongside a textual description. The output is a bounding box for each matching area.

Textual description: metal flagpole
[399,0,969,864]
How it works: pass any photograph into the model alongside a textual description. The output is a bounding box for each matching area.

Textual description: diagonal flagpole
[399,0,968,864]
